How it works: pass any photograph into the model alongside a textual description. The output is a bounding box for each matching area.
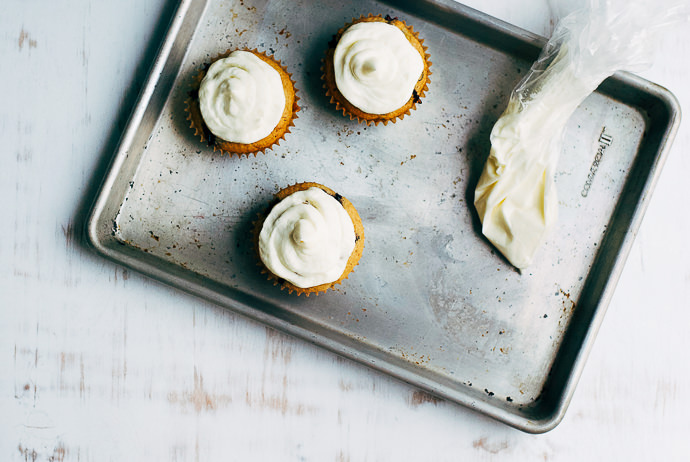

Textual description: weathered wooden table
[2,0,689,460]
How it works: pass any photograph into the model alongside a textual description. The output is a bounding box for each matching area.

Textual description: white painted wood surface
[2,0,689,460]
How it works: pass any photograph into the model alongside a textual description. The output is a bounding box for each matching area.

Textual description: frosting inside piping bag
[474,0,688,269]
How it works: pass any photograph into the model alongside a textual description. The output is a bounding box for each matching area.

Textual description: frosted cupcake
[186,49,299,156]
[256,182,365,295]
[323,15,431,125]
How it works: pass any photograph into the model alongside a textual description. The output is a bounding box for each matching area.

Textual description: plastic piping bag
[473,0,689,270]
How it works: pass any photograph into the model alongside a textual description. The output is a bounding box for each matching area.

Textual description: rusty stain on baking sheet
[238,0,256,12]
[400,154,417,166]
[558,287,576,313]
[389,346,432,366]
[278,27,291,39]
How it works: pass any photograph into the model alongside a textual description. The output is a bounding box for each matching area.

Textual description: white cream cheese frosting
[474,45,598,270]
[333,21,423,114]
[199,51,285,144]
[259,187,356,288]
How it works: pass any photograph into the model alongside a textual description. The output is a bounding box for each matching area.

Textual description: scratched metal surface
[85,0,678,432]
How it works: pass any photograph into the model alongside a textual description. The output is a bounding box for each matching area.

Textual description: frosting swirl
[199,51,285,144]
[333,21,424,114]
[259,187,356,288]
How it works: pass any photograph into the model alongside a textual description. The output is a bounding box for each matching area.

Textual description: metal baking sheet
[86,0,680,432]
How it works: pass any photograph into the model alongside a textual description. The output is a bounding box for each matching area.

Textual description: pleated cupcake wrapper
[322,14,432,126]
[185,48,300,157]
[252,182,365,296]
